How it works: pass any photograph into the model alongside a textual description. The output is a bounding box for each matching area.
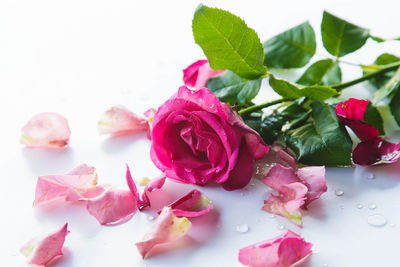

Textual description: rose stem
[238,98,288,116]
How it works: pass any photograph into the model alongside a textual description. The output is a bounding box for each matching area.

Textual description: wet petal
[352,137,400,165]
[86,188,138,225]
[34,164,98,206]
[21,112,71,148]
[135,207,191,258]
[238,230,312,267]
[262,182,308,226]
[167,189,213,217]
[98,105,148,135]
[20,223,69,266]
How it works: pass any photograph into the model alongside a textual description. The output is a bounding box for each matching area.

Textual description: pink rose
[183,60,224,89]
[150,86,268,190]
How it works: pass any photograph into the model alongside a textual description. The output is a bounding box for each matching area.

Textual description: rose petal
[238,230,312,267]
[352,137,400,166]
[86,188,138,225]
[261,165,299,191]
[34,164,98,206]
[135,206,191,258]
[297,166,327,208]
[262,182,308,226]
[166,189,213,217]
[183,60,224,89]
[21,112,71,148]
[20,223,70,266]
[98,105,148,135]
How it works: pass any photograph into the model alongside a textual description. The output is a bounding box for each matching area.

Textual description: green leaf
[364,103,385,135]
[206,71,262,104]
[296,59,342,86]
[370,35,400,42]
[389,89,400,126]
[321,11,370,57]
[192,4,267,79]
[284,101,353,166]
[263,22,316,68]
[259,98,308,144]
[269,76,338,101]
[373,67,400,104]
[362,53,400,88]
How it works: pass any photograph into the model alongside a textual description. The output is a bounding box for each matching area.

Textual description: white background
[1,0,400,266]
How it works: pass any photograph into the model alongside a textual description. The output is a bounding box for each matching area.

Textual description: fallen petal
[238,230,312,267]
[86,188,138,225]
[261,164,298,191]
[21,112,71,148]
[166,189,213,217]
[139,175,167,210]
[353,137,400,166]
[296,166,327,209]
[98,105,148,135]
[20,223,70,266]
[135,206,191,258]
[262,182,307,226]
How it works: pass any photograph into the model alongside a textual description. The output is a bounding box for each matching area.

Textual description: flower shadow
[101,132,148,154]
[22,147,74,175]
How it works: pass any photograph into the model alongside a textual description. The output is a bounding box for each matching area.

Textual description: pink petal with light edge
[86,188,138,225]
[297,166,327,208]
[262,182,307,226]
[135,207,191,258]
[98,105,149,135]
[183,60,224,89]
[166,189,213,217]
[352,137,400,166]
[262,165,298,191]
[34,164,98,206]
[21,112,71,148]
[238,230,312,267]
[20,223,69,266]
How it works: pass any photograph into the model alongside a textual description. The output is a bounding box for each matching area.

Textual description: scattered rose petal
[335,98,380,141]
[353,137,400,166]
[297,166,328,208]
[98,105,149,135]
[238,230,312,267]
[34,164,98,206]
[86,188,138,225]
[21,112,71,148]
[135,206,191,258]
[166,189,213,217]
[183,60,224,89]
[20,223,70,266]
[262,182,307,226]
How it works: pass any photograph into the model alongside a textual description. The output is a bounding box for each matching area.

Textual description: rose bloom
[150,86,268,190]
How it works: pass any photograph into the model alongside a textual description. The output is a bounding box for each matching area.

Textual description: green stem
[331,61,400,91]
[238,98,288,116]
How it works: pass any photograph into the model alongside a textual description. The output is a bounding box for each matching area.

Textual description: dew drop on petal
[236,224,249,233]
[368,203,377,210]
[335,189,344,196]
[367,214,387,227]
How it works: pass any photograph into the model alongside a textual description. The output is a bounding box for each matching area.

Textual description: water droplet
[367,214,387,227]
[147,215,154,221]
[339,205,344,210]
[278,225,285,230]
[323,264,328,267]
[389,223,396,228]
[270,214,275,218]
[335,189,344,196]
[368,203,377,210]
[250,182,255,186]
[366,173,375,180]
[313,250,319,254]
[236,224,249,233]
[357,204,363,209]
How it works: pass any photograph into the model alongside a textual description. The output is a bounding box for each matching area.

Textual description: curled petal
[135,207,191,258]
[183,60,224,89]
[353,137,400,166]
[297,166,327,209]
[21,112,71,148]
[20,223,70,266]
[34,164,98,206]
[261,165,298,191]
[140,175,166,210]
[262,183,308,226]
[86,188,138,225]
[166,189,213,217]
[238,230,312,267]
[98,105,148,135]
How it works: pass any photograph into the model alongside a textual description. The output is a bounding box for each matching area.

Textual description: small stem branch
[331,61,400,91]
[238,98,288,116]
